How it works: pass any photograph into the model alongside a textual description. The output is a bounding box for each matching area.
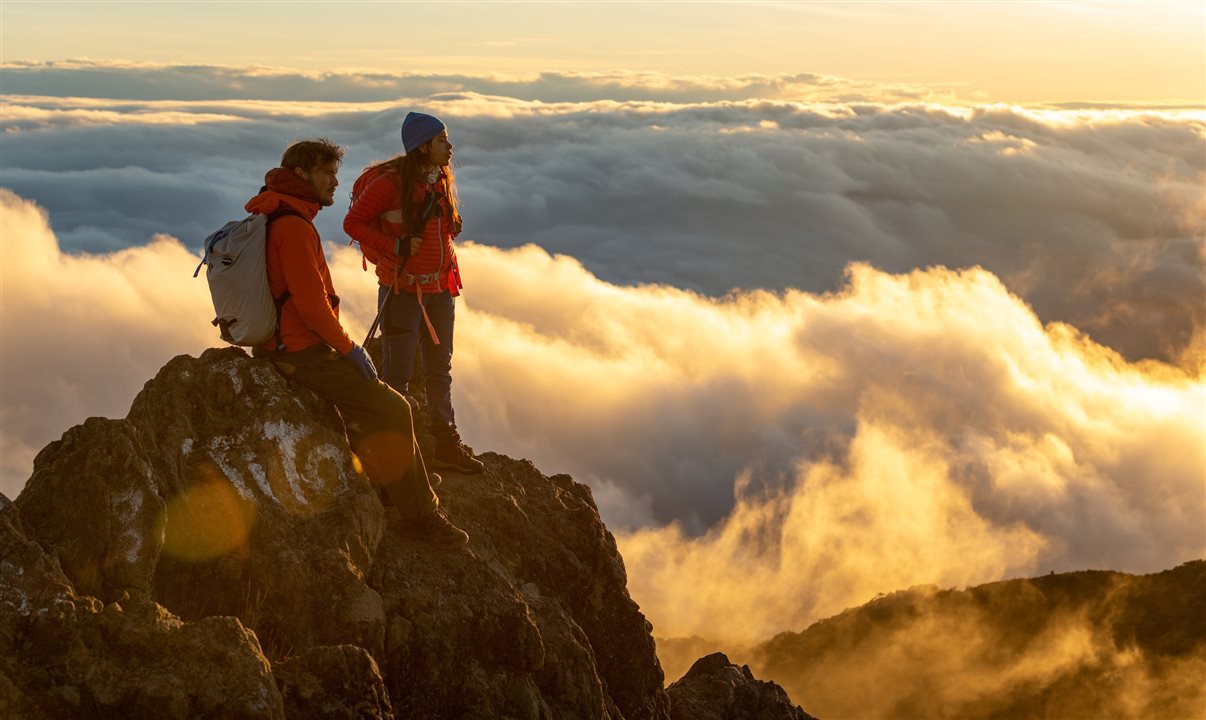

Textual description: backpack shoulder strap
[407,183,445,234]
[266,206,311,226]
[261,206,314,352]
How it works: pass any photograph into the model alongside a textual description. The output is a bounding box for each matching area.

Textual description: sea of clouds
[1,65,1202,642]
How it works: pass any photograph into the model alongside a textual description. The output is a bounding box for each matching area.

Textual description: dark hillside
[750,561,1206,719]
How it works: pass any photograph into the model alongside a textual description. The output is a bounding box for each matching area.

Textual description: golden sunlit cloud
[0,190,216,494]
[435,243,1204,642]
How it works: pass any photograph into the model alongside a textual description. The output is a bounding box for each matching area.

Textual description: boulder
[369,454,668,719]
[667,653,817,720]
[274,644,393,719]
[126,348,387,656]
[15,417,164,603]
[0,494,285,719]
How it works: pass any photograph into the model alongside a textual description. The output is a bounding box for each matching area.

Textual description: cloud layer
[3,191,1201,645]
[0,61,956,104]
[3,87,1202,366]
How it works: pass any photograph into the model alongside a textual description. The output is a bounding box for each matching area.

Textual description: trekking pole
[363,237,404,346]
[360,190,443,346]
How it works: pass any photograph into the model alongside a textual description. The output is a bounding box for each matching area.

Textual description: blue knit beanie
[401,112,446,155]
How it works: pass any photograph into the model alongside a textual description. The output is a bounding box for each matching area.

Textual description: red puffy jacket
[343,169,462,297]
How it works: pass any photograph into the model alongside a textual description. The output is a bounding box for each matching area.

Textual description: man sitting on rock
[247,138,469,549]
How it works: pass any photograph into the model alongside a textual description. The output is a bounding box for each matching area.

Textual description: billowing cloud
[448,242,1204,641]
[2,89,1202,365]
[0,190,215,492]
[4,191,1200,649]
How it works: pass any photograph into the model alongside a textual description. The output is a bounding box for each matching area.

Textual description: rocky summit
[666,654,817,720]
[1,347,806,719]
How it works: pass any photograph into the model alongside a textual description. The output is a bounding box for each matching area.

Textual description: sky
[2,1,1204,106]
[1,1,1204,646]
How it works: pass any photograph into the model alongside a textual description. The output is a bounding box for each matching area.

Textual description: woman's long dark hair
[363,139,460,233]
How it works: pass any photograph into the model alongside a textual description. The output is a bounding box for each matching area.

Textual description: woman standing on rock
[344,112,484,475]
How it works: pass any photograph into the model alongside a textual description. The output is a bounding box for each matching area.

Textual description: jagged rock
[15,417,164,603]
[0,494,285,719]
[7,349,672,718]
[1,493,75,719]
[370,454,668,719]
[127,348,388,657]
[656,635,748,693]
[667,653,817,720]
[274,645,393,719]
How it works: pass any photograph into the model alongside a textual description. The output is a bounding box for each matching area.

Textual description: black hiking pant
[260,343,438,520]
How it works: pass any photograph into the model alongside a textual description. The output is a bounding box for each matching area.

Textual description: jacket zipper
[432,180,443,287]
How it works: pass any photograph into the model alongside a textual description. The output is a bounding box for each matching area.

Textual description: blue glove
[345,344,378,381]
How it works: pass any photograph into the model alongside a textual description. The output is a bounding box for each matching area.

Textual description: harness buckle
[405,272,441,286]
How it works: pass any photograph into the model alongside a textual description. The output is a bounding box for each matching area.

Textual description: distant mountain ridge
[664,561,1205,719]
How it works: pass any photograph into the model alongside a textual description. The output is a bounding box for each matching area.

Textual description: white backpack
[193,208,303,348]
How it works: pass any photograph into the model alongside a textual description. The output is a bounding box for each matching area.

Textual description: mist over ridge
[659,562,1206,720]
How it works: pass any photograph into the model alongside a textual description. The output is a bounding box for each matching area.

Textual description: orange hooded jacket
[245,168,354,356]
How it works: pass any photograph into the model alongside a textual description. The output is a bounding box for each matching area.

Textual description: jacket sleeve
[343,175,403,261]
[277,218,355,355]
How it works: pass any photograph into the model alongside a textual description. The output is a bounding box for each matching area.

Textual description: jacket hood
[244,167,321,219]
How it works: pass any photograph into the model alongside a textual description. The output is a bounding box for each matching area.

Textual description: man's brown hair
[280,138,344,171]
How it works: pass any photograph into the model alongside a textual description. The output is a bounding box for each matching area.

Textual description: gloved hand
[345,344,378,381]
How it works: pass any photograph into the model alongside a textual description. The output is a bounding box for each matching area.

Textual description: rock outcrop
[1,494,285,719]
[666,653,817,720]
[4,347,670,719]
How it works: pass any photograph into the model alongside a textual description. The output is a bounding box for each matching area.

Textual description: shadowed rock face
[667,653,817,720]
[6,347,670,719]
[11,417,165,604]
[0,494,285,719]
[274,645,393,719]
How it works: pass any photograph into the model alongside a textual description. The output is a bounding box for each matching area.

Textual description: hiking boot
[412,508,469,549]
[431,435,485,475]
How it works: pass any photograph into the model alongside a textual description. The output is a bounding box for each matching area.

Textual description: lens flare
[161,463,255,562]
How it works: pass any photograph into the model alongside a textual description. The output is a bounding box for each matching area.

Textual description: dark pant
[378,286,456,438]
[261,344,437,520]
